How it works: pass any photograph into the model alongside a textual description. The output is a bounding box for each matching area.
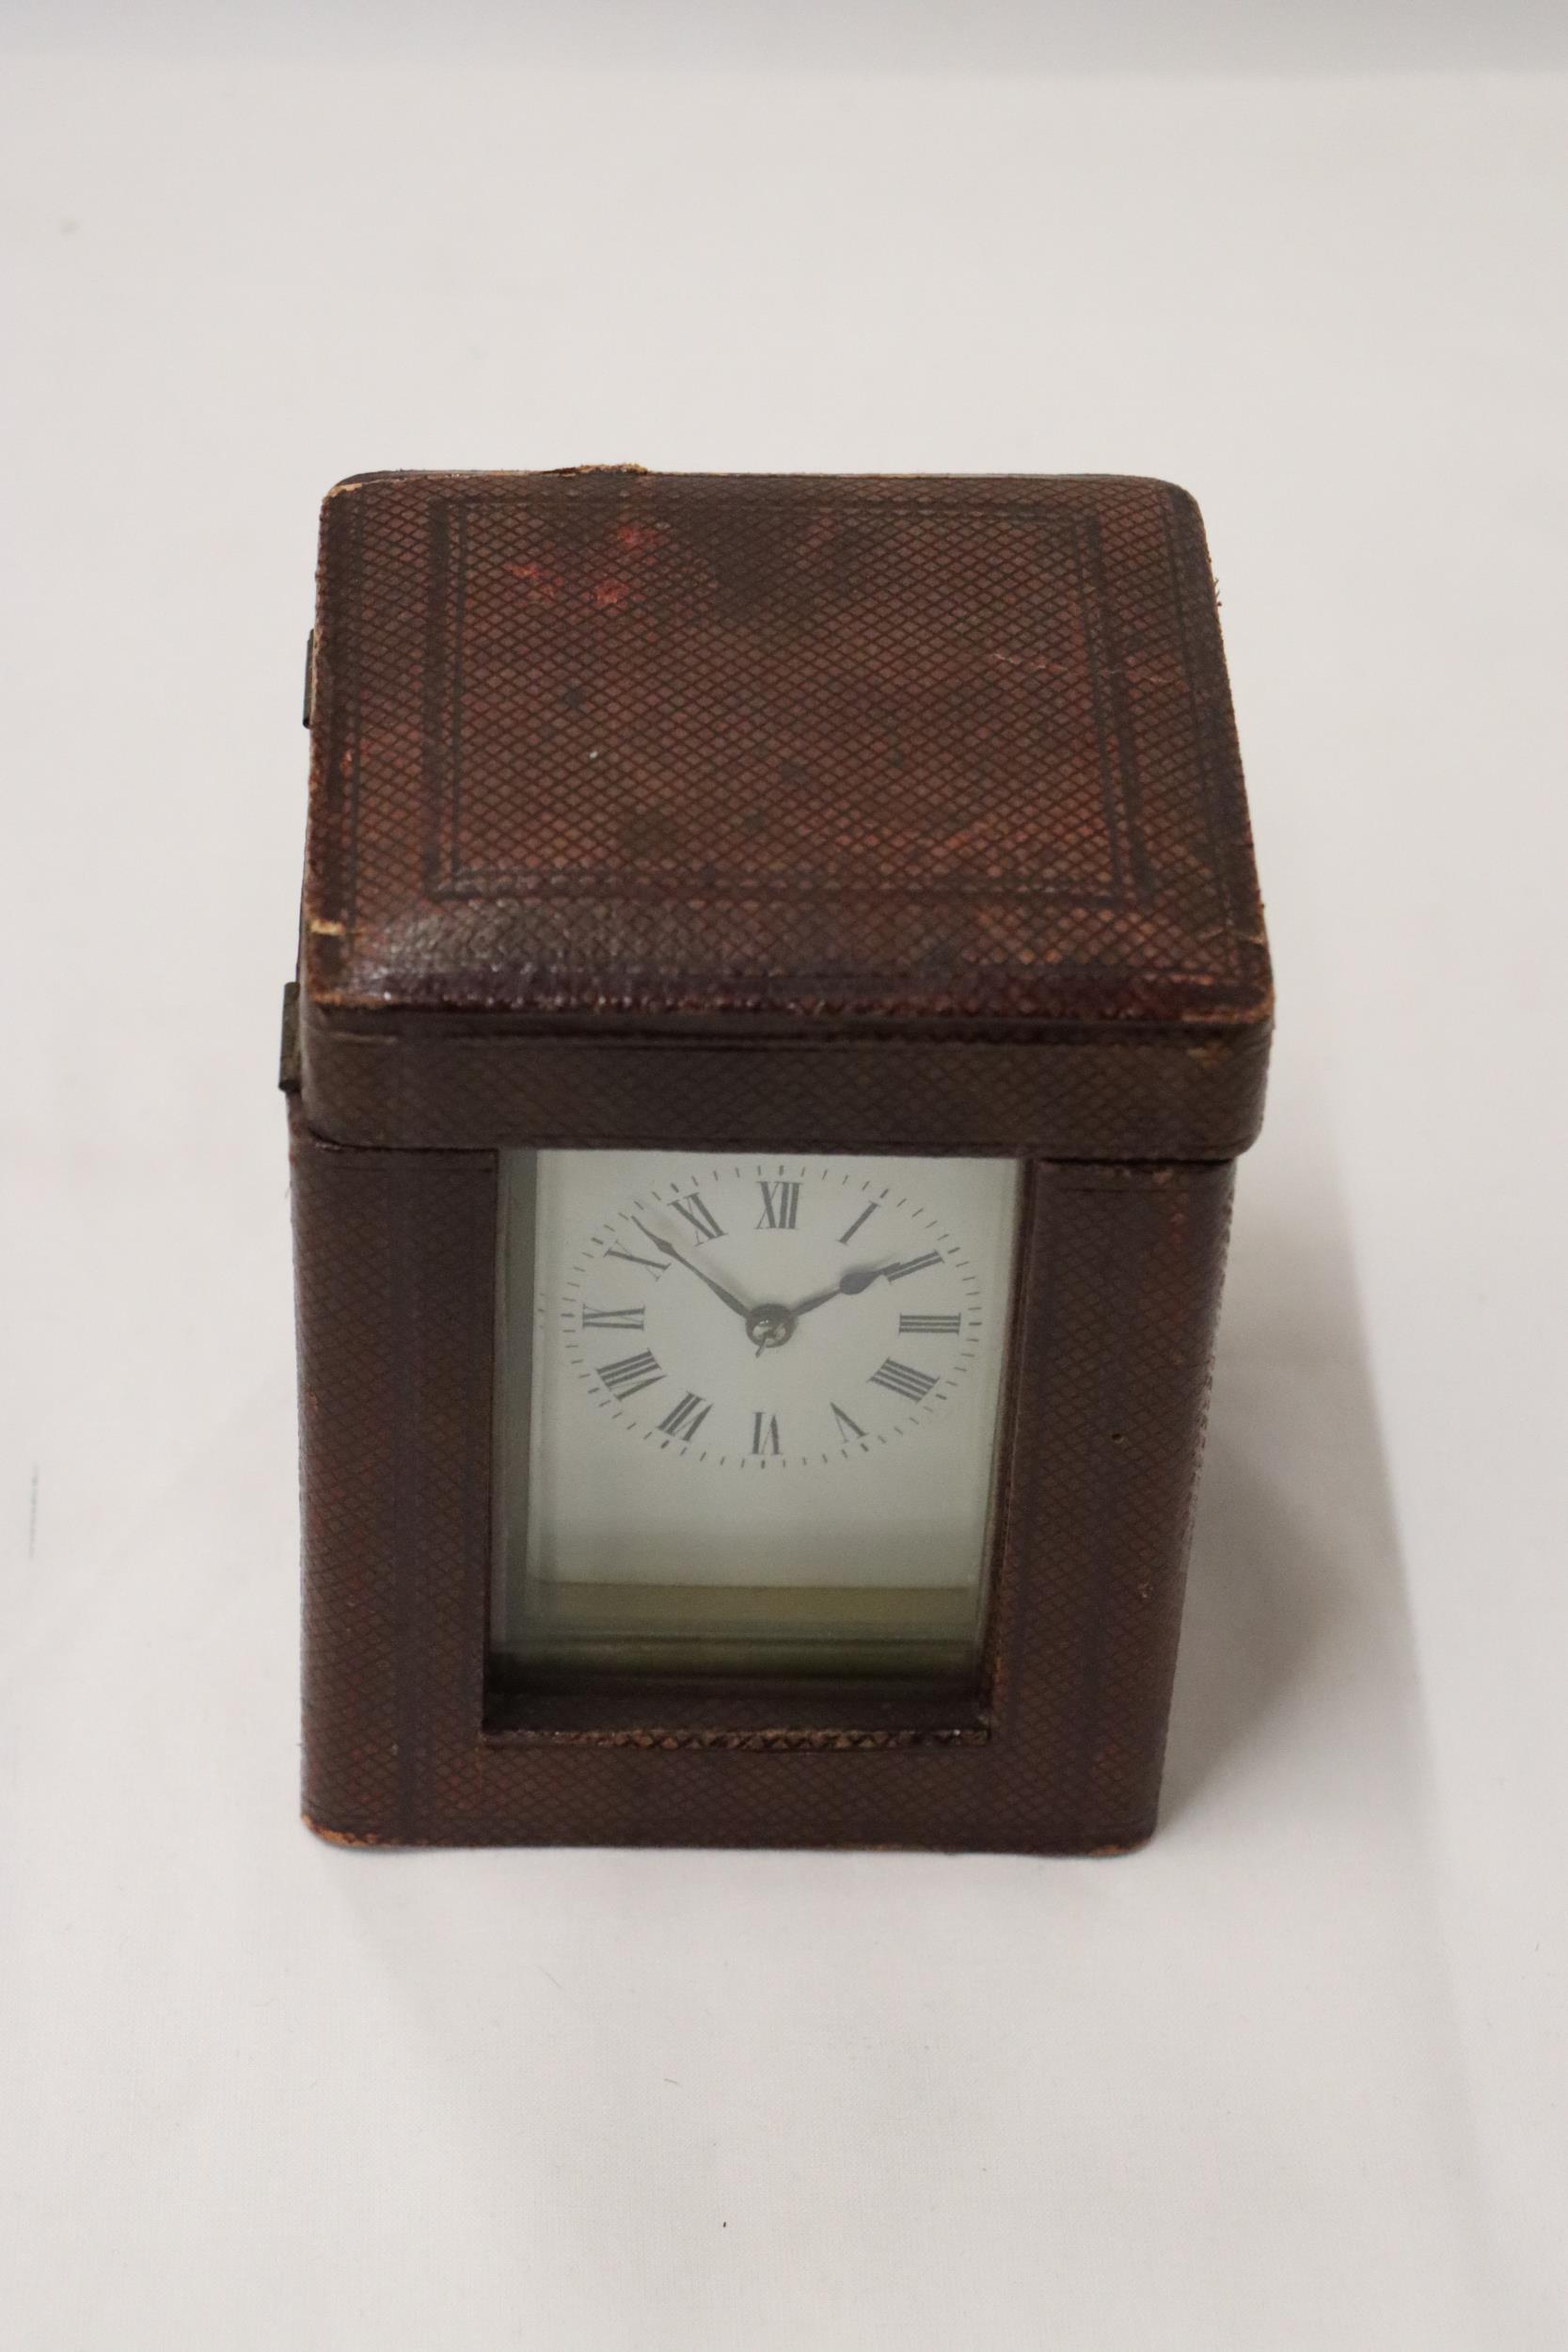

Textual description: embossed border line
[420,488,1147,911]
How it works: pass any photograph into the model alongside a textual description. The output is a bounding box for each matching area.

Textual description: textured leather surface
[291,1099,1233,1853]
[297,1002,1269,1160]
[290,469,1266,1850]
[300,470,1270,1158]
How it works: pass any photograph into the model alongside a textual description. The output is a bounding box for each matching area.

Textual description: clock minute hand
[631,1217,752,1321]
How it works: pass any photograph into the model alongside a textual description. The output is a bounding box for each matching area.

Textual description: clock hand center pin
[745,1301,797,1356]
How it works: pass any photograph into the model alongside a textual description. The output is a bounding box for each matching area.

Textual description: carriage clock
[283,467,1271,1851]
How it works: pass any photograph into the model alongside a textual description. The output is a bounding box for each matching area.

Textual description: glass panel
[491,1152,1021,1683]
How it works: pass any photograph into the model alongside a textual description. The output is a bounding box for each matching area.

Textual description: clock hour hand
[787,1263,896,1319]
[631,1217,752,1321]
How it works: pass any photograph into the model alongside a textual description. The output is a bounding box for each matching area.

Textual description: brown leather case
[287,468,1271,1851]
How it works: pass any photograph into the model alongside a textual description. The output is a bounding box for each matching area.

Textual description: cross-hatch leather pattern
[289,470,1266,1850]
[305,471,1269,1030]
[292,1102,1232,1854]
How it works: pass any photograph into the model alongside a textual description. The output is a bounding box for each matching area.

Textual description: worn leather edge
[296,995,1270,1161]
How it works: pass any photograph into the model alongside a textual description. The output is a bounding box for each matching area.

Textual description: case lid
[297,469,1270,1158]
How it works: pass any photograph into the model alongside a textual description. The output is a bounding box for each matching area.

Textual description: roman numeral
[838,1200,879,1246]
[831,1403,867,1444]
[596,1350,665,1399]
[581,1305,645,1330]
[885,1250,942,1282]
[657,1391,712,1441]
[897,1312,962,1335]
[670,1192,724,1244]
[869,1358,938,1404]
[756,1179,800,1230]
[751,1411,782,1455]
[603,1245,668,1277]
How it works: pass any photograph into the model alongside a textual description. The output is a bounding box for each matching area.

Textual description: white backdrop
[2,19,1565,2349]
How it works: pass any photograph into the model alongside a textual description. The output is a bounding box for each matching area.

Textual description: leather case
[286,469,1271,1851]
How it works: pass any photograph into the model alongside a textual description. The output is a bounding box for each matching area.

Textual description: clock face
[493,1149,1022,1678]
[559,1161,990,1464]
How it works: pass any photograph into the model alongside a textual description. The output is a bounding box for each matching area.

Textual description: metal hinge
[278,980,301,1093]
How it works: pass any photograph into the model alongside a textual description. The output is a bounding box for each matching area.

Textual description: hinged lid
[296,469,1270,1157]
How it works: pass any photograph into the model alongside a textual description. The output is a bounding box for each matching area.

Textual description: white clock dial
[558,1161,988,1465]
[493,1150,1022,1675]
